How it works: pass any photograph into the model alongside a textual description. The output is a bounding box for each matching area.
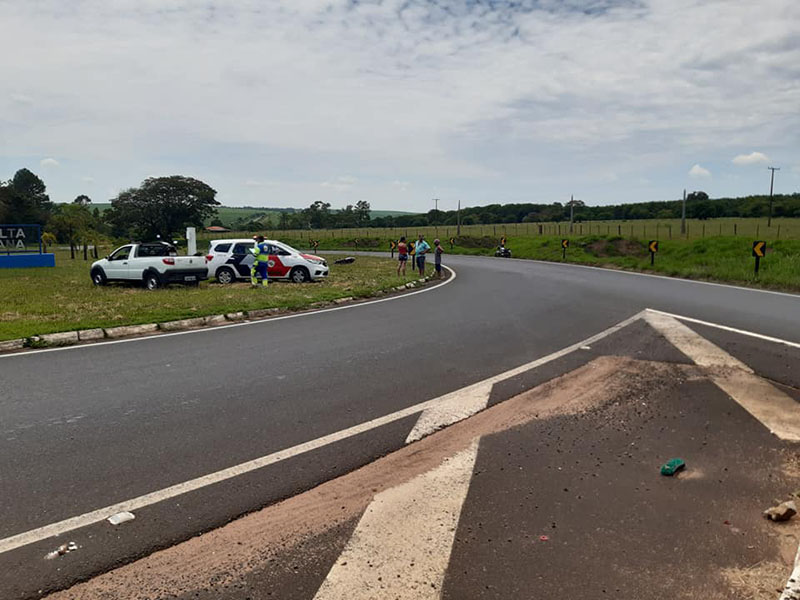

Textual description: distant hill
[83,203,416,226]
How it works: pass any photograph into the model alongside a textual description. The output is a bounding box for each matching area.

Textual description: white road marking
[645,311,800,441]
[313,440,480,600]
[405,310,647,443]
[458,253,800,299]
[0,309,644,555]
[0,266,457,359]
[645,308,800,348]
[780,543,800,600]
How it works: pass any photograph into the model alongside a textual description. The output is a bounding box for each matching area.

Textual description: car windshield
[274,242,298,255]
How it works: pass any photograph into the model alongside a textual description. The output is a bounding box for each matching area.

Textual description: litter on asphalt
[660,458,686,476]
[108,511,136,525]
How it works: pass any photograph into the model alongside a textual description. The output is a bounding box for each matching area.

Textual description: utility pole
[433,198,439,212]
[681,189,686,235]
[457,200,461,236]
[767,166,780,227]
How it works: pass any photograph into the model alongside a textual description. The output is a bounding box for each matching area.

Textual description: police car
[206,239,329,284]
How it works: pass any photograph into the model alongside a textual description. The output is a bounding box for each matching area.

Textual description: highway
[1,254,799,598]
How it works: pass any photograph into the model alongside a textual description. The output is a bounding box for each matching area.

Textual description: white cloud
[81,176,95,184]
[732,151,769,166]
[391,180,411,191]
[321,175,358,192]
[689,164,711,178]
[1,1,799,208]
[244,179,276,188]
[40,157,59,168]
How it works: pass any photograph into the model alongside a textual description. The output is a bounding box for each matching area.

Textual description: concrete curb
[0,274,443,355]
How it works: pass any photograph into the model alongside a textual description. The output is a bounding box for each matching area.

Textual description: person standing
[250,235,270,287]
[415,234,430,278]
[396,236,408,277]
[433,238,444,278]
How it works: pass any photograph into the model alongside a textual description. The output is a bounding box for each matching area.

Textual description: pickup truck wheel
[90,268,107,286]
[290,266,310,283]
[144,272,161,290]
[216,267,236,284]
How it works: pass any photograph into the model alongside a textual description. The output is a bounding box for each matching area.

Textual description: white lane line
[779,543,800,600]
[645,308,800,348]
[0,308,644,555]
[0,395,444,556]
[454,253,800,299]
[644,311,800,441]
[405,309,647,443]
[0,266,457,359]
[313,440,480,600]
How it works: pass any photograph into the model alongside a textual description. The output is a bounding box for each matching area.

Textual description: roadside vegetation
[271,233,800,292]
[0,252,409,342]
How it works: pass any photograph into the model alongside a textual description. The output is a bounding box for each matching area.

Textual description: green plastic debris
[660,458,686,476]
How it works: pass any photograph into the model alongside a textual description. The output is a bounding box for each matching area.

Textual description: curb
[1,274,444,355]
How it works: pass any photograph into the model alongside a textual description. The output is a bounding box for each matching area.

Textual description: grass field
[201,216,800,242]
[0,251,410,342]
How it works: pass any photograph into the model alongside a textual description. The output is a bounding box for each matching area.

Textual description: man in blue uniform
[250,235,270,287]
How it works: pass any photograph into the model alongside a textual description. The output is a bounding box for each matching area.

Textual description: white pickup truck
[90,242,209,290]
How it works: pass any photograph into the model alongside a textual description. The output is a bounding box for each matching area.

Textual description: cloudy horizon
[1,0,799,211]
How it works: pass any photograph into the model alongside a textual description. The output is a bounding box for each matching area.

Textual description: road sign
[561,239,568,260]
[753,240,766,276]
[561,239,569,249]
[648,240,658,266]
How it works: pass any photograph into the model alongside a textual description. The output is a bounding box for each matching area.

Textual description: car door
[267,244,292,279]
[104,245,132,279]
[231,242,254,278]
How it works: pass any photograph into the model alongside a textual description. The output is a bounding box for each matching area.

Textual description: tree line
[2,167,798,256]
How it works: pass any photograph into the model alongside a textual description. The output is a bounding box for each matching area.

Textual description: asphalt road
[1,255,799,597]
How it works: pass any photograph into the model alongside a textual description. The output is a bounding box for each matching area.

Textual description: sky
[1,0,799,212]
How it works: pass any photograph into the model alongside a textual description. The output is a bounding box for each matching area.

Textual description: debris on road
[334,257,356,265]
[660,458,686,476]
[763,500,797,522]
[580,345,591,351]
[44,541,78,560]
[108,511,136,525]
[539,535,549,542]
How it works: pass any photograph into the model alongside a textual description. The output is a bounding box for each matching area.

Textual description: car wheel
[144,272,161,290]
[90,268,107,286]
[216,267,236,284]
[290,266,310,283]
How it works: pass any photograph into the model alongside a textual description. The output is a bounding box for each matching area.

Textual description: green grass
[270,234,800,292]
[0,251,412,341]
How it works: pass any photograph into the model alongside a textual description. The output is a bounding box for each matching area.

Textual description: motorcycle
[495,245,512,258]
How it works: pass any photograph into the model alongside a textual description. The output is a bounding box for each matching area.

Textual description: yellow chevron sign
[648,240,658,253]
[561,239,569,249]
[752,241,766,258]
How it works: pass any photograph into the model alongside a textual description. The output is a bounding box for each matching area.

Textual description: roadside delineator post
[752,240,766,276]
[561,238,569,260]
[649,240,658,266]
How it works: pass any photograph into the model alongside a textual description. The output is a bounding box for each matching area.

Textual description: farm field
[199,216,800,243]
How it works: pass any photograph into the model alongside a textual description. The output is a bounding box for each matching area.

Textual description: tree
[106,176,219,240]
[301,201,331,229]
[48,203,95,259]
[73,194,92,205]
[1,168,53,224]
[354,200,371,226]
